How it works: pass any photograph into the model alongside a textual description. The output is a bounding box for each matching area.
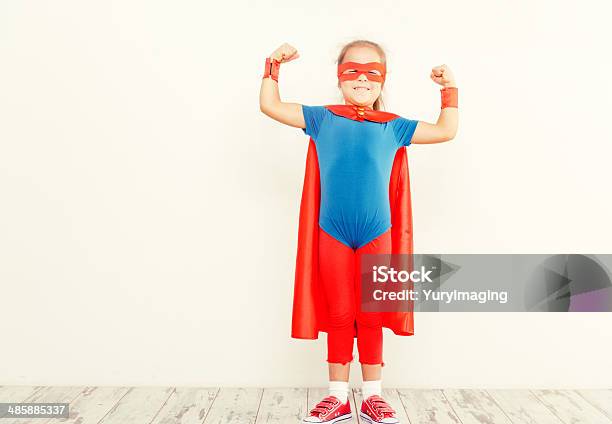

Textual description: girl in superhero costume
[260,40,458,424]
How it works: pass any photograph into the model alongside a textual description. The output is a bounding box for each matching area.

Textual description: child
[260,39,458,423]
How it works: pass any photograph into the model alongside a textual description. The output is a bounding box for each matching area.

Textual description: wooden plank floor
[0,386,611,423]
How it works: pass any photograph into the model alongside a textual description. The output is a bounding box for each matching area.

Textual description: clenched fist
[269,43,300,63]
[430,64,456,88]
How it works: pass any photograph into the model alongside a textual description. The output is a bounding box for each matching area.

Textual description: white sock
[362,379,382,400]
[328,380,349,403]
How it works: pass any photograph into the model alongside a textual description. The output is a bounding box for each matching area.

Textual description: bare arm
[411,106,458,144]
[259,43,305,129]
[260,77,305,129]
[411,64,459,144]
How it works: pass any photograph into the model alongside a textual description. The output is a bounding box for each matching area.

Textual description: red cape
[291,104,415,339]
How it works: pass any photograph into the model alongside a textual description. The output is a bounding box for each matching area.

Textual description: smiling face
[338,46,384,108]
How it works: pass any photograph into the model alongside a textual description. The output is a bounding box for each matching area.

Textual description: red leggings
[318,227,391,367]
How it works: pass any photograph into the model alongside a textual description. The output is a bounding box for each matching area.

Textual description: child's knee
[327,310,356,329]
[356,312,383,328]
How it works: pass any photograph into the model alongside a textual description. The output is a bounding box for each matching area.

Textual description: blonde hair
[336,39,387,111]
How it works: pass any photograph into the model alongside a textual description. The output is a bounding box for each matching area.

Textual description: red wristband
[263,57,280,82]
[441,86,458,109]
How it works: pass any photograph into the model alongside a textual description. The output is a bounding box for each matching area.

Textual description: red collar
[324,104,399,123]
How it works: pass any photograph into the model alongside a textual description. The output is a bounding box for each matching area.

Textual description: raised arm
[411,64,459,145]
[259,43,305,129]
[411,106,458,144]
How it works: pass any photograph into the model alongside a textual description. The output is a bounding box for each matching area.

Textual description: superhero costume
[301,105,418,249]
[291,103,417,340]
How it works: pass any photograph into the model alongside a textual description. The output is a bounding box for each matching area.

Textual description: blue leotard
[301,105,419,250]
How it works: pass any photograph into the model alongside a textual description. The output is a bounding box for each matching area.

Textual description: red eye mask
[337,61,386,83]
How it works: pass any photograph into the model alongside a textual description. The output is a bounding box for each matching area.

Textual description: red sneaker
[359,394,400,423]
[301,395,352,423]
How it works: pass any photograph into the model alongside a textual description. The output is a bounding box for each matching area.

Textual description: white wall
[1,0,611,388]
